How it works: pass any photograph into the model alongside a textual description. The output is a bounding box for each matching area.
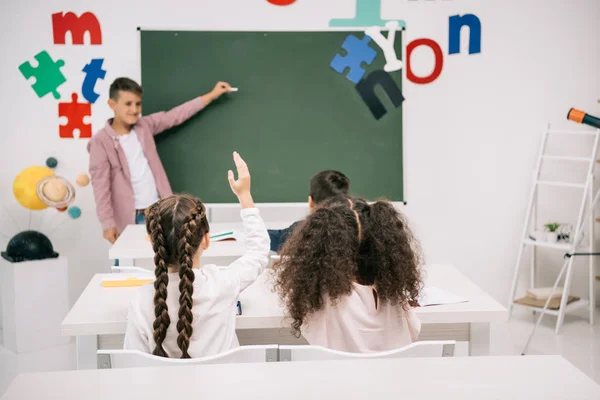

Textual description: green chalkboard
[140,30,404,203]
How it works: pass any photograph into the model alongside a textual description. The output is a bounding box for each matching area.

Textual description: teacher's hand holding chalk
[202,81,234,105]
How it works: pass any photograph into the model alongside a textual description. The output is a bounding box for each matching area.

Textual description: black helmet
[1,230,59,263]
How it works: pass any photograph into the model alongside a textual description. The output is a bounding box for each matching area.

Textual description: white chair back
[97,344,278,369]
[278,340,455,362]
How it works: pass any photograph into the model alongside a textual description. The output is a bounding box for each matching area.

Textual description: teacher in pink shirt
[88,77,232,244]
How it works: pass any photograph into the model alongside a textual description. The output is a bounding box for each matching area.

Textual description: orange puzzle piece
[59,93,91,138]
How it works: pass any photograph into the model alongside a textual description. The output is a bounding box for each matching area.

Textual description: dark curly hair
[273,197,424,337]
[144,193,209,358]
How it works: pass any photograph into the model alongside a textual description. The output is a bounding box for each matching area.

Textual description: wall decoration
[75,174,90,187]
[67,206,82,219]
[330,35,377,84]
[58,93,92,139]
[449,14,482,55]
[356,70,405,120]
[13,166,55,210]
[18,51,66,100]
[81,58,106,104]
[37,176,76,209]
[52,12,102,45]
[365,21,403,72]
[406,38,444,84]
[330,25,404,120]
[328,1,481,85]
[3,159,90,262]
[16,11,108,138]
[266,0,297,5]
[329,0,404,29]
[46,157,58,168]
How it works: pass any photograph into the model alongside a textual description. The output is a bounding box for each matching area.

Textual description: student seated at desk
[123,152,269,358]
[273,197,423,353]
[268,170,350,252]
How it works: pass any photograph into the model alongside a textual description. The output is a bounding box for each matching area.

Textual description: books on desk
[210,231,240,242]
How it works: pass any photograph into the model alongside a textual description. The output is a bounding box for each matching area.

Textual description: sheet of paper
[419,286,468,307]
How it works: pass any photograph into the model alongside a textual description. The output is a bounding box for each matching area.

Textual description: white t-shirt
[123,208,270,358]
[118,129,160,209]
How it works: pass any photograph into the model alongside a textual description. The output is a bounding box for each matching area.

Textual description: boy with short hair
[88,77,232,244]
[268,170,351,252]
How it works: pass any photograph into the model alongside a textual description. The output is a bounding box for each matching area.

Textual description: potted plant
[544,222,561,243]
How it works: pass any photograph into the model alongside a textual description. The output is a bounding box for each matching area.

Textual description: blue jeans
[114,210,146,267]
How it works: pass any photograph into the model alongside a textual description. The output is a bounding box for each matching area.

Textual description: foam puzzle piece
[58,93,92,138]
[330,34,377,84]
[356,70,404,120]
[18,50,66,99]
[329,0,406,29]
[82,58,106,104]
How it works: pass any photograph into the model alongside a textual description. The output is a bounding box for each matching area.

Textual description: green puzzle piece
[18,50,66,100]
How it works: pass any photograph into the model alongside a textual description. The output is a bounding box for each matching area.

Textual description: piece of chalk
[230,87,239,92]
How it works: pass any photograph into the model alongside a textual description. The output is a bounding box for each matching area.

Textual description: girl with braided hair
[273,196,424,353]
[123,152,269,358]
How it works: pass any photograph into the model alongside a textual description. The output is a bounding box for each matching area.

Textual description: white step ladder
[508,124,600,334]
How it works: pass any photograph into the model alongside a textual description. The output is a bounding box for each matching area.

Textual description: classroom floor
[491,308,600,384]
[1,309,599,396]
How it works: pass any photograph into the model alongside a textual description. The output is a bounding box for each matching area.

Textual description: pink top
[302,283,421,353]
[87,97,206,233]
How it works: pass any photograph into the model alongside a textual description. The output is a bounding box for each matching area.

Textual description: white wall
[0,0,599,309]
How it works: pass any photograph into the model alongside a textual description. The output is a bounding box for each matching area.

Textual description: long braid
[147,205,171,358]
[176,203,205,358]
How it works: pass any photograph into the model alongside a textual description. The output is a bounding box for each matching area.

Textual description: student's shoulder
[135,115,157,133]
[87,125,112,150]
[134,282,155,301]
[198,264,240,291]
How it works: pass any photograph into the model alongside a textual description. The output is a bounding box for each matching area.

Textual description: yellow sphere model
[13,166,55,210]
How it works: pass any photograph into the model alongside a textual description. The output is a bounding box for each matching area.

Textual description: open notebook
[418,287,468,307]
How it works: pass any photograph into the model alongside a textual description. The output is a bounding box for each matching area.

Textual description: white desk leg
[469,323,491,356]
[76,335,98,370]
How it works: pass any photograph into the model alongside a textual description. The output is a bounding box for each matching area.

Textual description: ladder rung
[536,180,586,189]
[548,130,598,136]
[542,155,592,162]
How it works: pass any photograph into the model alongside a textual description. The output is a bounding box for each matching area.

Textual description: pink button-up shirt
[87,97,206,233]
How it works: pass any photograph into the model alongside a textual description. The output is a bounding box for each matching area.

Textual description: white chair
[97,344,278,369]
[278,340,455,362]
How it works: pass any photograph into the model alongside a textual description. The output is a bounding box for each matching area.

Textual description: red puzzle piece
[59,93,91,138]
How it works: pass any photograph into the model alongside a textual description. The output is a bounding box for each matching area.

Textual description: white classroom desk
[108,221,293,265]
[3,356,599,400]
[61,264,508,369]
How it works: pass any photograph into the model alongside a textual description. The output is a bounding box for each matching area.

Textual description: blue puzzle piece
[330,35,377,84]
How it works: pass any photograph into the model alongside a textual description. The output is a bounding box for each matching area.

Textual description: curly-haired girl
[273,197,424,353]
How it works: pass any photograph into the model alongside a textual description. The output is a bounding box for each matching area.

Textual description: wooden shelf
[512,299,589,316]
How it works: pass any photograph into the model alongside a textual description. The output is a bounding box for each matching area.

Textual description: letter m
[52,12,102,45]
